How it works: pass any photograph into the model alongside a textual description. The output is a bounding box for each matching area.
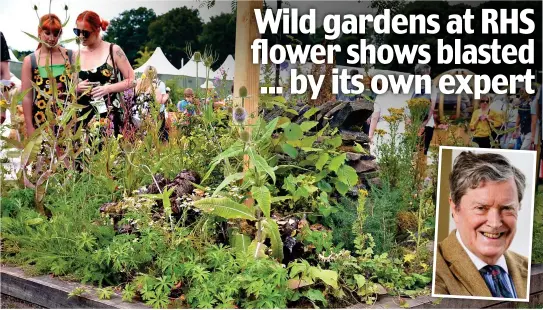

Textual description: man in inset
[435,151,528,299]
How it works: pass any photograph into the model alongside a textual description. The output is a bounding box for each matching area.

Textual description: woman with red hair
[20,14,74,137]
[74,10,134,136]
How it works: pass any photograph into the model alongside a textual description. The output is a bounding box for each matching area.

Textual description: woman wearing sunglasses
[74,10,135,136]
[20,14,74,137]
[469,94,503,148]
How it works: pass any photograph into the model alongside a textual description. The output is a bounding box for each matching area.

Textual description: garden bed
[2,264,542,309]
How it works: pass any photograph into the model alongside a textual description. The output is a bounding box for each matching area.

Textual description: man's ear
[449,197,458,223]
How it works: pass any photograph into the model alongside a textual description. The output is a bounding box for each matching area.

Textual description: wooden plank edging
[0,265,148,309]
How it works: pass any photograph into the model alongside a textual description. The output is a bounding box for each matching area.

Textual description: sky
[0,0,375,52]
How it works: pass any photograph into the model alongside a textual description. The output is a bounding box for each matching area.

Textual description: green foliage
[103,7,157,64]
[197,13,236,71]
[0,188,35,217]
[532,190,543,263]
[97,287,114,300]
[148,7,204,69]
[134,46,153,69]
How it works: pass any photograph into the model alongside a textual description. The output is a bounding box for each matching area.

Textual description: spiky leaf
[247,148,276,184]
[212,172,245,197]
[193,197,256,220]
[262,219,284,260]
[252,185,271,218]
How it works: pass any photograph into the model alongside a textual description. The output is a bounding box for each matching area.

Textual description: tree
[134,47,153,69]
[103,7,157,65]
[11,50,33,61]
[198,13,236,71]
[148,7,204,69]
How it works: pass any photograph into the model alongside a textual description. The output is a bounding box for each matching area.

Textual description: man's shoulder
[505,250,529,268]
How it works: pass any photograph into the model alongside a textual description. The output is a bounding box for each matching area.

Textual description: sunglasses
[480,100,489,103]
[73,28,91,38]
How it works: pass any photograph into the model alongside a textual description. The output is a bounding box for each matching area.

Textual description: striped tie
[479,265,517,298]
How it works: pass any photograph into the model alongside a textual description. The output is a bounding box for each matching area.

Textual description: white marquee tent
[214,55,235,81]
[134,47,181,76]
[178,55,215,79]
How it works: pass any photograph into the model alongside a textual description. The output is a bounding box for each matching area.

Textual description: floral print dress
[31,52,73,128]
[78,44,123,136]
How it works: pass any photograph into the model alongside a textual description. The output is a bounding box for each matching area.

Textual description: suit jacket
[434,230,528,298]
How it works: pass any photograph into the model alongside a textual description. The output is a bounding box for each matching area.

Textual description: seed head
[239,86,248,98]
[240,130,251,142]
[193,52,202,62]
[233,106,247,124]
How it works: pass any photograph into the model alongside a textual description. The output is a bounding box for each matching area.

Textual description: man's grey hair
[449,151,526,209]
[415,63,431,75]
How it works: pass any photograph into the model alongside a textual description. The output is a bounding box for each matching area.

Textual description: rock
[315,101,339,121]
[350,159,378,173]
[323,102,347,122]
[324,100,374,129]
[346,152,363,161]
[340,129,370,144]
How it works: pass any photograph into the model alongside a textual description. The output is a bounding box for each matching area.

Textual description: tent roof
[178,55,214,78]
[8,49,20,63]
[134,47,181,75]
[214,55,234,81]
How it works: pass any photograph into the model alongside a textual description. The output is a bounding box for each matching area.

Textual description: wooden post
[234,0,263,127]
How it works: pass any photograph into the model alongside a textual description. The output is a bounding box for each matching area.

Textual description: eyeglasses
[73,28,91,38]
[480,100,489,103]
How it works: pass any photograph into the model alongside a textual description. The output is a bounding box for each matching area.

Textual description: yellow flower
[101,69,111,77]
[383,115,401,124]
[388,107,404,117]
[45,79,50,85]
[407,97,430,110]
[358,189,369,197]
[35,76,43,86]
[0,99,8,108]
[34,111,46,124]
[375,129,387,136]
[46,87,53,95]
[36,99,46,109]
[59,74,66,83]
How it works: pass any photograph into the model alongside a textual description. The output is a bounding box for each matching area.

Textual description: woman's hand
[77,79,91,94]
[91,84,111,98]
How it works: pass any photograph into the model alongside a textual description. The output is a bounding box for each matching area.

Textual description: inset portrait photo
[432,146,537,302]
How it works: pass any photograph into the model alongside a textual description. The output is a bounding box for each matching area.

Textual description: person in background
[20,14,74,137]
[132,66,165,128]
[178,88,199,117]
[470,94,503,148]
[514,88,537,150]
[1,32,15,124]
[490,93,518,149]
[367,100,381,156]
[75,10,135,136]
[406,63,438,156]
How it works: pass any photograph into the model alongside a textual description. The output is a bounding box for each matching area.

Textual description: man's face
[451,177,519,265]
